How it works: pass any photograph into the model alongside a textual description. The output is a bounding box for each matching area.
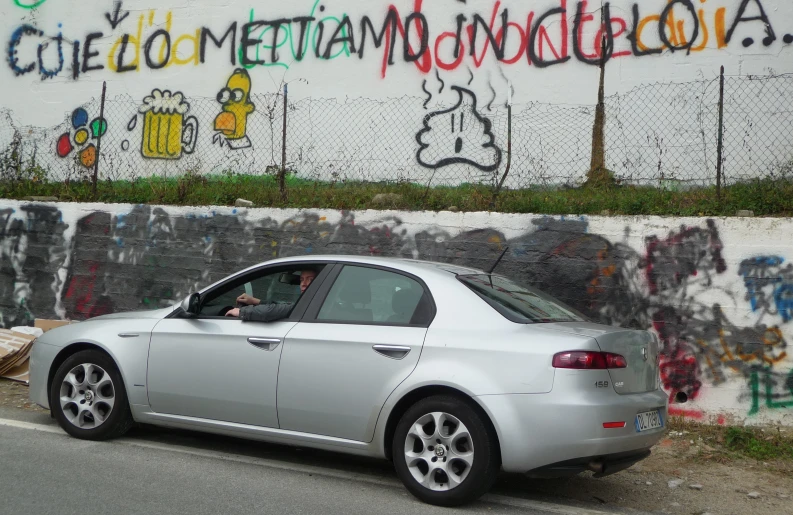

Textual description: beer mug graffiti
[139,89,198,159]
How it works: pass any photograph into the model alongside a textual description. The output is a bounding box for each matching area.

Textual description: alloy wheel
[403,411,474,491]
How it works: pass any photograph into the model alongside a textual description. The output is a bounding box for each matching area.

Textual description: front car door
[146,262,331,428]
[276,263,435,441]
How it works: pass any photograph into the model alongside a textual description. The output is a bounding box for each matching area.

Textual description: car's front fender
[33,318,163,408]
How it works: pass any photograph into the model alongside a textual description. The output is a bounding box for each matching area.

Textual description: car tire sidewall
[50,349,132,441]
[392,395,499,507]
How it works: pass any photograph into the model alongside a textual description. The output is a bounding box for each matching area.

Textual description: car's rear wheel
[50,350,133,440]
[392,395,499,506]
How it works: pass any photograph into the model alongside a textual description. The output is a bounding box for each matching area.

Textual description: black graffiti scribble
[486,78,496,111]
[644,219,726,296]
[435,68,444,94]
[467,67,473,85]
[105,0,130,30]
[421,79,431,108]
[415,86,502,172]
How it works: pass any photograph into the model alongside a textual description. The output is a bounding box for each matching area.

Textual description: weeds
[1,172,792,217]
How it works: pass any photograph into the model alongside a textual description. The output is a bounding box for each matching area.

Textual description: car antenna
[486,246,509,274]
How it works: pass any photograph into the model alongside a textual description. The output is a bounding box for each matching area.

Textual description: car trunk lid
[540,322,660,394]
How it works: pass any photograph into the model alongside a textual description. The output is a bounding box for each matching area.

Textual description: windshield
[457,274,587,324]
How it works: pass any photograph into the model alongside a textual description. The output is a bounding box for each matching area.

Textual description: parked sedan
[29,255,667,506]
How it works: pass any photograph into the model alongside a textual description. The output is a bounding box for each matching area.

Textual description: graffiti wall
[2,0,793,185]
[1,199,792,424]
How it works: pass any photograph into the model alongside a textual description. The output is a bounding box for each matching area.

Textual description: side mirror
[182,293,200,316]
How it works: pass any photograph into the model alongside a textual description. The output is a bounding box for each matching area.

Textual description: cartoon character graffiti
[212,68,255,150]
[415,86,501,172]
[55,107,108,169]
[137,89,198,159]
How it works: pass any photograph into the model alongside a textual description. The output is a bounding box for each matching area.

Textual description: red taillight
[603,421,626,428]
[552,351,627,369]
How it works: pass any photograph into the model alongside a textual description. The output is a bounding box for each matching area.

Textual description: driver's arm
[239,302,294,322]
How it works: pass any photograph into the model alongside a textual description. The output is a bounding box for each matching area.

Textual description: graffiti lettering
[7,0,792,80]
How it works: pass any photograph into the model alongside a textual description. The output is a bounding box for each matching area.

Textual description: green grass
[724,427,793,461]
[1,172,792,216]
[667,417,793,466]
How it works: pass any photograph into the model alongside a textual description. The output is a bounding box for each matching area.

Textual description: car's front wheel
[392,395,500,506]
[50,349,133,440]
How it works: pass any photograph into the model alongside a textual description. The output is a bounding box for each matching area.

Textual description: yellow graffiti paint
[172,29,200,66]
[108,15,143,72]
[715,7,727,48]
[691,9,709,52]
[74,128,89,145]
[636,15,662,52]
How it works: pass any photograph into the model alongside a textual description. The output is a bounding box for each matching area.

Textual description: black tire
[50,349,133,441]
[392,395,500,506]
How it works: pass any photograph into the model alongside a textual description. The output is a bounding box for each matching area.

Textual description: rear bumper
[526,449,651,478]
[476,384,668,473]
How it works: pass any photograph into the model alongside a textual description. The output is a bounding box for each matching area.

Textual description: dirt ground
[2,378,791,515]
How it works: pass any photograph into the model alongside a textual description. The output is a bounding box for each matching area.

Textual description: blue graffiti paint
[7,24,43,76]
[774,283,793,322]
[37,23,63,79]
[71,108,89,128]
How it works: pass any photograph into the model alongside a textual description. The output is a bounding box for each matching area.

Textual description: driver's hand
[225,308,241,317]
[236,293,260,306]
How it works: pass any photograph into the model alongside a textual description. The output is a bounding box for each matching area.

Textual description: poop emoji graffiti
[415,86,502,172]
[212,68,255,150]
[55,107,108,168]
[137,89,198,159]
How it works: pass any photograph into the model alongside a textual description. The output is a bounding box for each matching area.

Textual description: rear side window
[458,274,586,324]
[318,266,432,325]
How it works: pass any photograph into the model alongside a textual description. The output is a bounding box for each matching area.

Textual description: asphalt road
[0,407,640,515]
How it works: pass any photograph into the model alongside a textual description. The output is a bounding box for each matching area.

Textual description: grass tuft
[1,172,792,217]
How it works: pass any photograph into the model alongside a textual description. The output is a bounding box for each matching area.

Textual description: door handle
[247,337,282,351]
[372,344,411,360]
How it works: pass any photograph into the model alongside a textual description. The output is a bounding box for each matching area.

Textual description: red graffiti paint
[63,260,114,319]
[668,407,705,420]
[381,0,432,78]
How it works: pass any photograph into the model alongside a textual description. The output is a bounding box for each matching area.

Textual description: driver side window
[198,266,319,317]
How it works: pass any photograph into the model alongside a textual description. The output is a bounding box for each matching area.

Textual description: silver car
[29,255,667,506]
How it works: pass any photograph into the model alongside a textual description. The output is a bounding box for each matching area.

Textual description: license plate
[635,410,663,432]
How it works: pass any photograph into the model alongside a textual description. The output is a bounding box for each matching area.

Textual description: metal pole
[280,83,288,202]
[716,66,724,202]
[92,80,106,200]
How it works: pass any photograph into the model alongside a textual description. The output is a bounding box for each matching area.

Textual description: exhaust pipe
[588,460,604,473]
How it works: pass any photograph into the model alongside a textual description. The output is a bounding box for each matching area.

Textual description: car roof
[236,255,486,280]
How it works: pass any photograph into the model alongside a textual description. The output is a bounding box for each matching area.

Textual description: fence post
[92,81,107,200]
[716,66,724,202]
[279,83,288,202]
[490,101,512,208]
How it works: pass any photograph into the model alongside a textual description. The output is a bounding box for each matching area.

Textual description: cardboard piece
[0,319,74,384]
[0,329,35,384]
[34,319,74,332]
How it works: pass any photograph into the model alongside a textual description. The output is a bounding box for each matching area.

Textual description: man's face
[300,270,317,293]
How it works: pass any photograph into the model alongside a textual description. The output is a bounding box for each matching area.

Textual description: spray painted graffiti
[212,68,255,150]
[55,107,108,169]
[415,86,501,172]
[739,256,793,323]
[6,0,793,81]
[135,89,198,159]
[2,201,791,422]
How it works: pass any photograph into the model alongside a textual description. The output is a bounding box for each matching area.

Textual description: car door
[276,264,435,442]
[146,263,331,428]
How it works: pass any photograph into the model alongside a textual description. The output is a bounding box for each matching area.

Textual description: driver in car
[225,269,317,322]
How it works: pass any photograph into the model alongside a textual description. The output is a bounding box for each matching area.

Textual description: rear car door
[276,264,435,442]
[146,263,331,428]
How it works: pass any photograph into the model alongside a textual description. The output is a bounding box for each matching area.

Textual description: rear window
[458,274,587,324]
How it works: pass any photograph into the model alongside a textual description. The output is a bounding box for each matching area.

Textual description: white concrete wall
[1,199,792,425]
[2,0,793,184]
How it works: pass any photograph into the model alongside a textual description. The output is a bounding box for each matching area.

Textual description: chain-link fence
[2,71,792,191]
